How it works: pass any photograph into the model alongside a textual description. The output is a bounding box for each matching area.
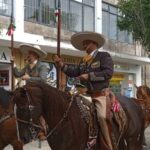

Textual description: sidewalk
[144,126,150,150]
[4,140,51,150]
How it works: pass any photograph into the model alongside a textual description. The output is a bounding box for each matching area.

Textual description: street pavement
[4,126,150,150]
[4,140,51,150]
[144,126,150,150]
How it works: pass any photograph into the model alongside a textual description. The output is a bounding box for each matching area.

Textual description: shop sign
[114,64,129,70]
[0,47,11,63]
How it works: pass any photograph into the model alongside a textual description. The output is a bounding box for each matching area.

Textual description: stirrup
[86,136,97,150]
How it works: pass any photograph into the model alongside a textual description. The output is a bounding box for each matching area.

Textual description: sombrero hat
[19,44,47,58]
[71,31,105,51]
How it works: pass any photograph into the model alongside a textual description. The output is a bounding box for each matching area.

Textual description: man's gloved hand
[77,74,89,81]
[53,55,64,68]
[21,74,30,80]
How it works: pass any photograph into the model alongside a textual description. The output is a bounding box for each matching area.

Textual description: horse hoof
[142,144,147,149]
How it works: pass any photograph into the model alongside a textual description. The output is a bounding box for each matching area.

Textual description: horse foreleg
[11,140,23,150]
[0,142,5,150]
[126,137,142,150]
[118,138,127,150]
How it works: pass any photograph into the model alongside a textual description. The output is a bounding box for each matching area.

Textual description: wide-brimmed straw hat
[19,44,47,58]
[71,31,105,51]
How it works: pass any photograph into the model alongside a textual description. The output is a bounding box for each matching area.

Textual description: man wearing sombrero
[13,44,48,140]
[13,44,48,83]
[54,31,114,150]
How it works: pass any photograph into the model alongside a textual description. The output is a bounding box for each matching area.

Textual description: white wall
[14,0,24,34]
[95,0,102,33]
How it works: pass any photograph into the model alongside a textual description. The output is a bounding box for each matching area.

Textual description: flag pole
[56,0,61,89]
[10,0,14,90]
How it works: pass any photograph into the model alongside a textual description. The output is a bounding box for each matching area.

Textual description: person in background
[13,44,48,141]
[13,44,48,84]
[54,31,115,150]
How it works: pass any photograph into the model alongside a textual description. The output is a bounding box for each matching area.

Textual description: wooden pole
[56,0,61,89]
[11,34,14,90]
[10,0,14,90]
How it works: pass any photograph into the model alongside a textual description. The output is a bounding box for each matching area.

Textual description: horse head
[0,87,13,117]
[135,84,150,128]
[135,85,150,104]
[13,82,44,143]
[0,87,23,149]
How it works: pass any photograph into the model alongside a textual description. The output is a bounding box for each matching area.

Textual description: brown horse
[134,85,150,148]
[135,85,150,128]
[12,82,144,150]
[0,87,23,150]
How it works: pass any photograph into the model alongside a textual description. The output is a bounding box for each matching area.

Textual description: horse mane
[26,81,71,101]
[144,86,150,96]
[136,85,150,107]
[24,82,71,113]
[0,87,12,108]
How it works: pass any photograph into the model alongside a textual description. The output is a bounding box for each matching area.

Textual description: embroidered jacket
[13,61,48,83]
[62,51,114,92]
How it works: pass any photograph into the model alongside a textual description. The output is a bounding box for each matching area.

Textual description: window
[102,2,133,43]
[70,1,82,31]
[0,70,9,86]
[84,6,94,31]
[61,0,69,30]
[24,0,55,26]
[83,0,94,6]
[109,13,117,40]
[24,0,95,32]
[0,0,11,16]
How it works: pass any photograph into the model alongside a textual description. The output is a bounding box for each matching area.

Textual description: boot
[98,118,115,150]
[106,119,118,150]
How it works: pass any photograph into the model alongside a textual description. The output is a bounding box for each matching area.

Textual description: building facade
[0,0,150,97]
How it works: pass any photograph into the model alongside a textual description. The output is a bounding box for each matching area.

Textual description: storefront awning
[1,32,150,65]
[108,51,150,65]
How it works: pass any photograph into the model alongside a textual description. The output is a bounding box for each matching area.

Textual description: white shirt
[90,49,98,57]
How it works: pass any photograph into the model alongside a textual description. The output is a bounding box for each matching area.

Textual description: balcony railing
[103,38,142,57]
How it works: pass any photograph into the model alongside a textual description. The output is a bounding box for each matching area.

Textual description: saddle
[75,91,127,150]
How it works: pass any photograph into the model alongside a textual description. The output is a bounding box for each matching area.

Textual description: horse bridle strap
[46,95,75,138]
[0,113,14,124]
[17,118,42,129]
[15,87,41,130]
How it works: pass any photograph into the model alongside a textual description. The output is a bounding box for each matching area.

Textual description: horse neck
[42,89,69,129]
[142,90,150,108]
[0,101,13,117]
[145,96,150,108]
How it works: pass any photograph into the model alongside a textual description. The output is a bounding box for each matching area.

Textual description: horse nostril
[23,136,30,144]
[20,133,32,144]
[21,137,28,144]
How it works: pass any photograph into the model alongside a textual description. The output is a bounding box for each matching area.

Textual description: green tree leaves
[118,0,150,55]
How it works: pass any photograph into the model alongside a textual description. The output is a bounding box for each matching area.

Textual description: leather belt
[88,88,109,98]
[89,91,106,98]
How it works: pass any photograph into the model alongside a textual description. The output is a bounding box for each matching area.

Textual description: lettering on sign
[0,52,7,60]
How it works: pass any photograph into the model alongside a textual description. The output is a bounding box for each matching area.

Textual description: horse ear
[134,84,138,89]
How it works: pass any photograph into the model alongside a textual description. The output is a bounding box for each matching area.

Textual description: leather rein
[15,86,75,139]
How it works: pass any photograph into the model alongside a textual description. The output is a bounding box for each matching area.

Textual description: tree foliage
[117,0,150,54]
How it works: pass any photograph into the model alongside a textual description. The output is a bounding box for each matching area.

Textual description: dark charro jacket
[13,61,48,83]
[62,50,114,92]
